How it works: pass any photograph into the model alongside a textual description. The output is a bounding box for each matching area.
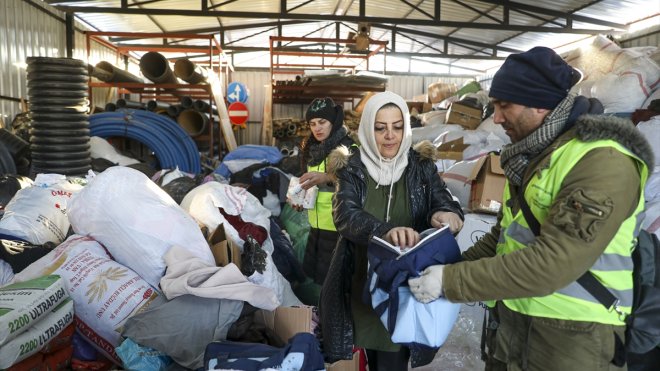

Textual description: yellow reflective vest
[496,138,648,325]
[307,159,337,231]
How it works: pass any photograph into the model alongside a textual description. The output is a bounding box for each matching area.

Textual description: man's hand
[384,227,420,248]
[408,265,445,303]
[431,211,463,234]
[299,171,331,190]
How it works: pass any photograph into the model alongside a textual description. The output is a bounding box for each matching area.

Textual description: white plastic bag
[67,166,214,288]
[0,174,82,244]
[286,177,318,209]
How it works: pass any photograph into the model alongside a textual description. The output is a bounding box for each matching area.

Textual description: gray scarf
[500,94,575,186]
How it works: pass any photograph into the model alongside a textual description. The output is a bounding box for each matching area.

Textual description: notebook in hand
[370,225,452,259]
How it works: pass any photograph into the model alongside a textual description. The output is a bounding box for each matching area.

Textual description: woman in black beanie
[291,97,354,296]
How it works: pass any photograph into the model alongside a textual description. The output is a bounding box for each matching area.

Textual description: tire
[29,105,88,114]
[29,112,89,122]
[26,64,88,75]
[31,164,91,177]
[28,97,89,106]
[32,158,91,168]
[27,88,88,98]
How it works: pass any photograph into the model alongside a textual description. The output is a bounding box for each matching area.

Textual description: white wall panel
[1,0,65,125]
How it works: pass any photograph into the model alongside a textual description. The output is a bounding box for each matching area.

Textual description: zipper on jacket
[571,199,604,216]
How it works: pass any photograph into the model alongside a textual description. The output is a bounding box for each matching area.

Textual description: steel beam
[478,0,626,30]
[52,5,620,33]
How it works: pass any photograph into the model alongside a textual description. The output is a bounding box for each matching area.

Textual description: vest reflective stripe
[497,138,648,325]
[556,281,634,308]
[307,160,336,231]
[506,221,535,246]
[590,253,634,272]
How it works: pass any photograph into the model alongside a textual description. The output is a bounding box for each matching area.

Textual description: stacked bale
[26,57,91,176]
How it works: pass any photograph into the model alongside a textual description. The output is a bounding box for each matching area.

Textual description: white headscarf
[358,91,412,187]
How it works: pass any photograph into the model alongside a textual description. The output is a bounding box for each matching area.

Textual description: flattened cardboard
[437,137,470,161]
[469,154,505,214]
[208,223,242,268]
[326,351,360,371]
[446,102,482,130]
[254,306,314,343]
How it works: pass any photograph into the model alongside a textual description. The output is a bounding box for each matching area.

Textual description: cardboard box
[208,223,242,268]
[427,82,457,103]
[469,154,505,214]
[406,101,433,114]
[255,305,359,371]
[254,305,314,343]
[446,102,482,130]
[437,137,469,161]
[326,351,360,371]
[455,213,498,252]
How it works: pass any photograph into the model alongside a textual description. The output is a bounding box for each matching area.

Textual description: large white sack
[13,235,160,364]
[646,166,660,204]
[67,166,214,288]
[0,174,82,244]
[477,115,510,144]
[591,72,650,113]
[636,117,660,164]
[412,123,462,144]
[89,136,140,166]
[564,35,660,86]
[441,159,481,209]
[0,259,13,286]
[181,182,271,251]
[643,200,660,239]
[420,110,448,127]
[180,182,302,306]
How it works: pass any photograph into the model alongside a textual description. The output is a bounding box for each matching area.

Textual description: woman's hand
[431,211,464,233]
[384,227,420,248]
[299,171,331,190]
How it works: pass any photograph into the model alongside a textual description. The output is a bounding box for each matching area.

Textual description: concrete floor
[412,303,486,370]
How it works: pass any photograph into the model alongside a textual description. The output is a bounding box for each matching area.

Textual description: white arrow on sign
[228,84,242,102]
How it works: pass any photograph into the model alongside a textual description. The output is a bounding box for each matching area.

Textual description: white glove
[408,265,445,303]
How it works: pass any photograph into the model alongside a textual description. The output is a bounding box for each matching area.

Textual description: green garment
[351,175,412,351]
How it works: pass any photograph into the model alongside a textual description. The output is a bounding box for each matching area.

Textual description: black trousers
[366,347,410,371]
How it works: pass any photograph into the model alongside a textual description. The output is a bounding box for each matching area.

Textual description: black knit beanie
[489,46,582,109]
[306,97,344,130]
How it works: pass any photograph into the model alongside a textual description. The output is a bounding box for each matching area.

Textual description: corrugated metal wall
[0,0,65,125]
[0,0,124,126]
[620,29,660,48]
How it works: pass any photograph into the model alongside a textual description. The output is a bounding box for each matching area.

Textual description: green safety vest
[494,138,648,325]
[307,159,337,231]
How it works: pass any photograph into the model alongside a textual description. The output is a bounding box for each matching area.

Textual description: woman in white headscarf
[321,91,463,370]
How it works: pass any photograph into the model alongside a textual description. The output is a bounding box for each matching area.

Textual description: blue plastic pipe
[89,109,201,173]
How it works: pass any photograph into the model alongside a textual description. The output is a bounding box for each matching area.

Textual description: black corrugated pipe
[26,57,92,177]
[140,52,178,84]
[94,61,143,83]
[174,59,208,84]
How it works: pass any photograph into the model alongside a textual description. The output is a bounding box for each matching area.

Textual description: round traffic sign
[227,82,248,103]
[227,102,249,125]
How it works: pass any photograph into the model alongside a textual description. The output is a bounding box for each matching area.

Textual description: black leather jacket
[332,144,463,244]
